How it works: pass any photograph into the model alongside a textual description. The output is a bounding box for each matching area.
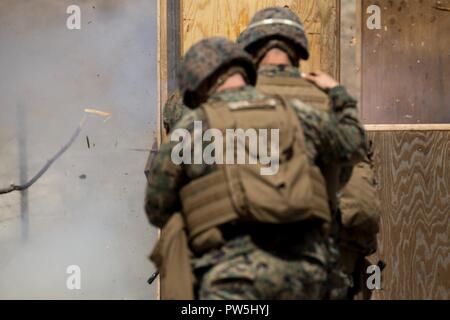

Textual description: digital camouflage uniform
[145,38,367,300]
[163,90,187,134]
[144,90,188,181]
[237,6,382,299]
[255,64,356,299]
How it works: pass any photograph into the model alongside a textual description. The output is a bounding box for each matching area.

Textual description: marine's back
[256,64,382,299]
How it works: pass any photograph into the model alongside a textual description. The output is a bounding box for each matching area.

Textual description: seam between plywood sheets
[365,124,450,132]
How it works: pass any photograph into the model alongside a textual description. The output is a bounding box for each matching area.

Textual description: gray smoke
[0,0,158,299]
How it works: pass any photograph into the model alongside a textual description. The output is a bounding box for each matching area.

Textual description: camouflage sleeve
[163,90,185,134]
[144,109,203,228]
[291,85,367,165]
[144,138,159,181]
[339,137,374,187]
[144,141,183,228]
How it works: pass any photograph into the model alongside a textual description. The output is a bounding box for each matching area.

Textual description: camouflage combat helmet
[163,90,186,133]
[178,37,257,109]
[237,7,309,63]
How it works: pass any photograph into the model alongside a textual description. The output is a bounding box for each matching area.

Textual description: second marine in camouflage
[237,6,382,299]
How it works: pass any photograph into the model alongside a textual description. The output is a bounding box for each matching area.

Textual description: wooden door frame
[157,0,182,145]
[156,0,182,299]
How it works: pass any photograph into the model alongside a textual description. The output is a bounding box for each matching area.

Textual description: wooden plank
[361,0,450,124]
[368,131,450,300]
[158,0,182,142]
[167,0,182,94]
[181,0,340,77]
[157,0,167,145]
[365,124,450,131]
[340,0,362,104]
[156,0,164,300]
[157,0,182,299]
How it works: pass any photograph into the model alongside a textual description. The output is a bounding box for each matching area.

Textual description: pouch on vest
[150,213,195,300]
[179,97,330,235]
[339,161,381,255]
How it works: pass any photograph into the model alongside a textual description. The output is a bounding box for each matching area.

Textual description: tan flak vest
[257,75,331,111]
[179,96,330,255]
[151,94,331,300]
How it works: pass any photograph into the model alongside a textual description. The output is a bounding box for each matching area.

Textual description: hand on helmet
[302,71,339,92]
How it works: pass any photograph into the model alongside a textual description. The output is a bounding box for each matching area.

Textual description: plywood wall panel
[181,0,340,77]
[361,0,450,124]
[368,131,450,300]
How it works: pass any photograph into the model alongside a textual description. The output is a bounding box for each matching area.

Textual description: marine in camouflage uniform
[145,38,367,300]
[238,6,382,299]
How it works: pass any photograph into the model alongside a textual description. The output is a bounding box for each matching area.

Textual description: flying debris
[0,108,111,195]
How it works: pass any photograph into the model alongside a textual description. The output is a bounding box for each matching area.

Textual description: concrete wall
[0,0,158,299]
